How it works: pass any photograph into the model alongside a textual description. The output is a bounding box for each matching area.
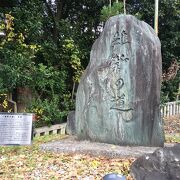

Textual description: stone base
[40,136,172,158]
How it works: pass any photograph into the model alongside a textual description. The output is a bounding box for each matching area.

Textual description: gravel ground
[40,115,179,158]
[40,136,175,158]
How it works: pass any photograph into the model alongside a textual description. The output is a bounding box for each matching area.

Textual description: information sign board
[0,113,33,145]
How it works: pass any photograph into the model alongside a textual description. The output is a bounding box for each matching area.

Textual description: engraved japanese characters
[97,29,133,122]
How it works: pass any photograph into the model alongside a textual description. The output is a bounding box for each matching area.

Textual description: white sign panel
[0,113,33,145]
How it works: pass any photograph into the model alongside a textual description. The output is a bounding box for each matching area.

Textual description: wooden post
[124,0,126,14]
[154,0,159,34]
[7,92,17,113]
[109,0,112,13]
[116,0,119,14]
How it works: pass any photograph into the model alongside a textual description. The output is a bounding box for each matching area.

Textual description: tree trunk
[16,87,32,113]
[44,0,63,44]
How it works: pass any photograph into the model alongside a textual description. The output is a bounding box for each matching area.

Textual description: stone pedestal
[75,15,164,146]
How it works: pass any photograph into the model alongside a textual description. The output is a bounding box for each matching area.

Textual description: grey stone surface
[40,136,174,158]
[75,15,164,146]
[65,111,76,135]
[130,143,180,180]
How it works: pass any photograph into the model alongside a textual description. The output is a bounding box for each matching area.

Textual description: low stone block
[66,111,76,135]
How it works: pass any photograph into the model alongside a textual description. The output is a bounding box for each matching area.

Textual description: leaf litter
[0,116,179,180]
[0,135,135,179]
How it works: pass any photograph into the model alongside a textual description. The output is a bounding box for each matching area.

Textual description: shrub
[26,93,74,128]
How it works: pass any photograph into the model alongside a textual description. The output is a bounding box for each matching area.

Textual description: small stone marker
[0,113,33,145]
[75,15,164,146]
[65,111,76,135]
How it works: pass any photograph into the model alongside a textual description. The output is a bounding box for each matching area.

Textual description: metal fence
[161,101,180,117]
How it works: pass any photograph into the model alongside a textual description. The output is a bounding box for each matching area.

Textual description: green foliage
[127,0,180,101]
[62,38,84,83]
[100,2,124,22]
[0,0,179,126]
[27,94,74,128]
[0,14,39,91]
[160,84,170,104]
[0,93,12,112]
[159,0,180,101]
[32,63,67,97]
[11,0,44,43]
[0,13,72,125]
[161,71,180,102]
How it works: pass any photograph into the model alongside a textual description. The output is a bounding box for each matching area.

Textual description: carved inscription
[109,30,133,121]
[115,78,124,90]
[121,30,129,44]
[96,30,133,121]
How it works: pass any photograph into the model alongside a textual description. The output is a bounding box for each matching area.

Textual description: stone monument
[75,15,164,146]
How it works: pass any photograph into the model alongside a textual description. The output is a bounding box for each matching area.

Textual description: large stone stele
[75,15,164,146]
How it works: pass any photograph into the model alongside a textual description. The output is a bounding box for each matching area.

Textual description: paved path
[40,136,175,158]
